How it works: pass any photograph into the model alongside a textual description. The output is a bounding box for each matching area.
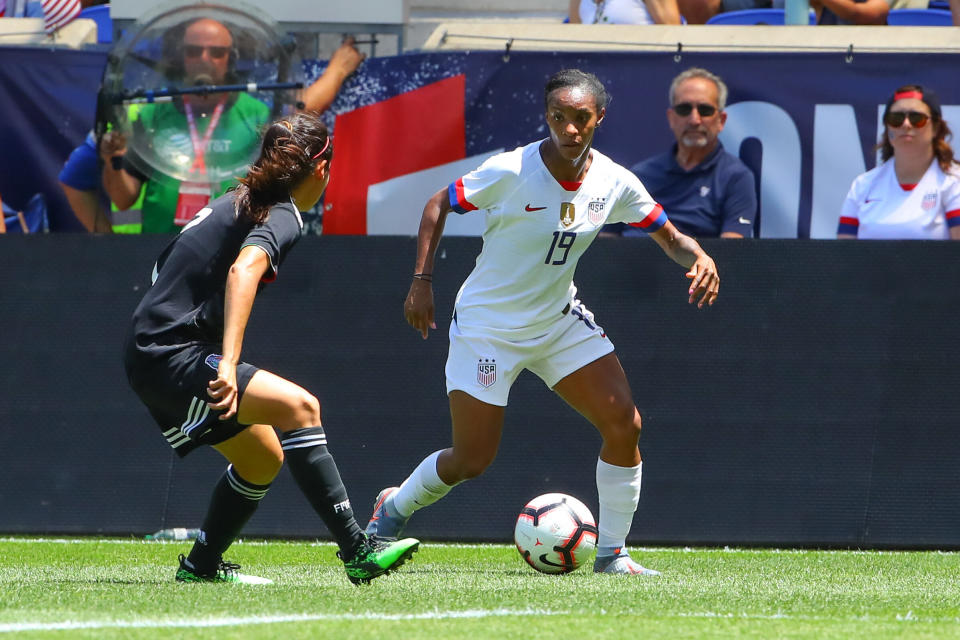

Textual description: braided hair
[544,69,610,112]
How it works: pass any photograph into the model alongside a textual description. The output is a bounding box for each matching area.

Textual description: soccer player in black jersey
[123,112,419,584]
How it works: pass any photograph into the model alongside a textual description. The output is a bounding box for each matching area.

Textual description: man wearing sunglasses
[606,68,756,239]
[100,18,364,234]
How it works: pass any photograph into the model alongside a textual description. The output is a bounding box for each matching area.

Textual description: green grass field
[2,538,960,639]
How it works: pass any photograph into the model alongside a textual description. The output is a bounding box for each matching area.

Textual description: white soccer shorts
[445,300,615,406]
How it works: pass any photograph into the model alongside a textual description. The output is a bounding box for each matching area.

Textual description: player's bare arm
[404,188,452,339]
[650,221,719,308]
[209,245,269,418]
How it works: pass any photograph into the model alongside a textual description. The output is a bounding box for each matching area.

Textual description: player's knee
[603,405,642,443]
[290,390,322,427]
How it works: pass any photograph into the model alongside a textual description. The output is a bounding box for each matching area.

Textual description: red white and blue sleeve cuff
[627,204,667,233]
[837,216,859,235]
[448,179,478,214]
[946,209,960,228]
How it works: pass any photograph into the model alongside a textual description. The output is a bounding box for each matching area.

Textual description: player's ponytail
[235,111,332,224]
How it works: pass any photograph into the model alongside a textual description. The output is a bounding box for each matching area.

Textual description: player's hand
[685,254,719,309]
[207,361,239,420]
[330,35,366,78]
[404,279,436,339]
[99,130,127,164]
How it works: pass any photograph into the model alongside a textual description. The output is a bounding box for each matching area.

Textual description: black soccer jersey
[129,191,303,352]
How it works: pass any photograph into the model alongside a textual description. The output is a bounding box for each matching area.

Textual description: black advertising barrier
[1,235,958,548]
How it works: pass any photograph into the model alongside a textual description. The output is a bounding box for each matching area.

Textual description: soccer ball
[514,493,598,574]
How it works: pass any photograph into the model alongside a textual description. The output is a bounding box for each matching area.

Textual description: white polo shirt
[447,140,665,339]
[838,158,960,240]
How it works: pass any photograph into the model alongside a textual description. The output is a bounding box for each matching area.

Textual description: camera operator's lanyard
[174,97,226,226]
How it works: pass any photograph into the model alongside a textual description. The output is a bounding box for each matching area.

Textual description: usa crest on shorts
[922,191,938,211]
[477,358,497,388]
[587,199,606,225]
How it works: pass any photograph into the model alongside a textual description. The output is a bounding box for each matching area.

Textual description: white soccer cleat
[593,549,661,576]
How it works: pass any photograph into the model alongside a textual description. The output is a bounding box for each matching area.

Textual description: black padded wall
[1,236,957,548]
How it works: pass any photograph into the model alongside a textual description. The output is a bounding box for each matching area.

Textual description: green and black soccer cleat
[339,535,420,585]
[175,554,273,584]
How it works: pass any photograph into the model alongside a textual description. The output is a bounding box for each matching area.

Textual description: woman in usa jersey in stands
[838,85,960,240]
[123,112,419,585]
[365,69,719,576]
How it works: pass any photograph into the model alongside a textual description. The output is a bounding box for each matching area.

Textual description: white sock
[391,450,455,518]
[596,458,642,553]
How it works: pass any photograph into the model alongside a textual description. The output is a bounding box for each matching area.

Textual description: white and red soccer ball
[514,493,598,574]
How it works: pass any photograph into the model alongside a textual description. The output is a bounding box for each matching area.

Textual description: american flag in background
[41,0,81,32]
[0,0,82,33]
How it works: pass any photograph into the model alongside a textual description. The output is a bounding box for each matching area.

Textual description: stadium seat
[2,193,49,234]
[78,4,111,44]
[706,8,816,24]
[886,8,953,24]
[928,0,949,9]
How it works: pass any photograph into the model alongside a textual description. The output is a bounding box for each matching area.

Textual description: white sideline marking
[678,611,960,624]
[0,609,563,633]
[3,539,959,559]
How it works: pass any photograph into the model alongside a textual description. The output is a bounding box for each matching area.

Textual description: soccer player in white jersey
[838,84,960,240]
[366,69,719,575]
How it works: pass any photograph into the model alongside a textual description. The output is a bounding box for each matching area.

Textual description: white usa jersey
[448,140,665,339]
[838,158,960,239]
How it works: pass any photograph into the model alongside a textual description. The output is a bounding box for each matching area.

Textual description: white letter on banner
[366,150,503,236]
[810,105,866,239]
[720,102,801,238]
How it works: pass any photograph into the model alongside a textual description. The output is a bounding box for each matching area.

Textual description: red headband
[311,136,331,160]
[894,90,923,101]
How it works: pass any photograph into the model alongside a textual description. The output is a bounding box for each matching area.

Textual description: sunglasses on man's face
[885,110,930,129]
[184,45,230,59]
[672,103,718,118]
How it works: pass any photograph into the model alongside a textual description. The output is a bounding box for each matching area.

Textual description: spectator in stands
[58,130,113,232]
[100,18,364,233]
[364,69,719,578]
[569,0,683,24]
[838,85,960,239]
[607,67,755,239]
[124,112,419,584]
[812,0,927,24]
[950,0,960,24]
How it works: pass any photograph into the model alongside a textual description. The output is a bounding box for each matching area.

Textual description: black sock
[281,426,364,555]
[186,464,270,574]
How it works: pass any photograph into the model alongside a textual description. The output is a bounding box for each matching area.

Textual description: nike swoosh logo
[738,217,751,224]
[525,204,547,212]
[865,199,880,203]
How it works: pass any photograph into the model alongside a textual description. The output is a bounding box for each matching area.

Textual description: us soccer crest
[560,203,576,228]
[477,358,497,388]
[922,191,938,211]
[587,199,606,225]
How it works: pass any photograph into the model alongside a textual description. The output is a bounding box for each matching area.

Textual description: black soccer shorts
[126,343,259,458]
